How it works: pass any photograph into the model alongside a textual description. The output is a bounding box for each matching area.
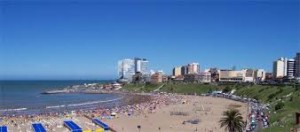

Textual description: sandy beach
[105,95,247,132]
[0,94,247,132]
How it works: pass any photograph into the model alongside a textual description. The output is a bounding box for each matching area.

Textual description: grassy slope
[123,83,219,94]
[122,83,300,131]
[122,83,162,92]
[160,83,219,94]
[233,85,300,131]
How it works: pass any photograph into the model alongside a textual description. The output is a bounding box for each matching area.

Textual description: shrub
[258,88,264,93]
[275,102,285,111]
[268,89,284,101]
[253,95,259,100]
[295,85,300,91]
[208,88,213,93]
[222,86,231,93]
[268,93,276,100]
[289,97,293,102]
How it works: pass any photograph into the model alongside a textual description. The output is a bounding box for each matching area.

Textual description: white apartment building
[118,59,135,81]
[273,57,287,79]
[187,62,200,74]
[134,58,149,75]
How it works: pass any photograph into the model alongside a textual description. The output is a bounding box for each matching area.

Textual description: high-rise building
[273,58,287,79]
[134,58,149,74]
[287,59,295,79]
[295,53,300,78]
[118,59,135,81]
[172,67,182,77]
[187,63,200,74]
[181,66,188,75]
[284,58,288,77]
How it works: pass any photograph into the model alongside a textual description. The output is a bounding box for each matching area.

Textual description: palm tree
[219,109,245,132]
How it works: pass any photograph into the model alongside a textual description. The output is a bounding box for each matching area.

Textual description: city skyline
[1,0,299,80]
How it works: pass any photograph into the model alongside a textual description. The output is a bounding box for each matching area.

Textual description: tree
[219,109,245,132]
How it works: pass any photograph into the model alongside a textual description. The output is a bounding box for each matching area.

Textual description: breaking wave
[0,108,27,112]
[46,97,123,109]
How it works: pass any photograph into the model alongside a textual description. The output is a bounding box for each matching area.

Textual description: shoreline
[0,93,149,116]
[0,93,248,132]
[0,91,150,116]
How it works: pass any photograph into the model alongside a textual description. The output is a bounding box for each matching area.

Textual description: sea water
[0,80,121,114]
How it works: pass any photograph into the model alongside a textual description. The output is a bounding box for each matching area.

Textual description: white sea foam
[46,97,123,109]
[0,108,27,112]
[46,105,66,109]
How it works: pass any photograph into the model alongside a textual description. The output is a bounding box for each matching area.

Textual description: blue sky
[0,0,299,80]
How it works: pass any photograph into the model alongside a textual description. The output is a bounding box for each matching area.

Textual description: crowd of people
[0,93,184,131]
[84,93,183,119]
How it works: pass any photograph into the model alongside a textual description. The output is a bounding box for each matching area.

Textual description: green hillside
[122,83,300,131]
[233,85,300,132]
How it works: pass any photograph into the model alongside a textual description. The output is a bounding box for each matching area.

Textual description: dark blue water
[0,80,120,113]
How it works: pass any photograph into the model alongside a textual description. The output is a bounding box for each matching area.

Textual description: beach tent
[0,126,7,132]
[64,120,82,132]
[92,119,110,131]
[111,112,117,117]
[32,123,46,132]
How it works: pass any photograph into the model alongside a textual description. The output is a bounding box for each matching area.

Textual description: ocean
[0,80,121,115]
